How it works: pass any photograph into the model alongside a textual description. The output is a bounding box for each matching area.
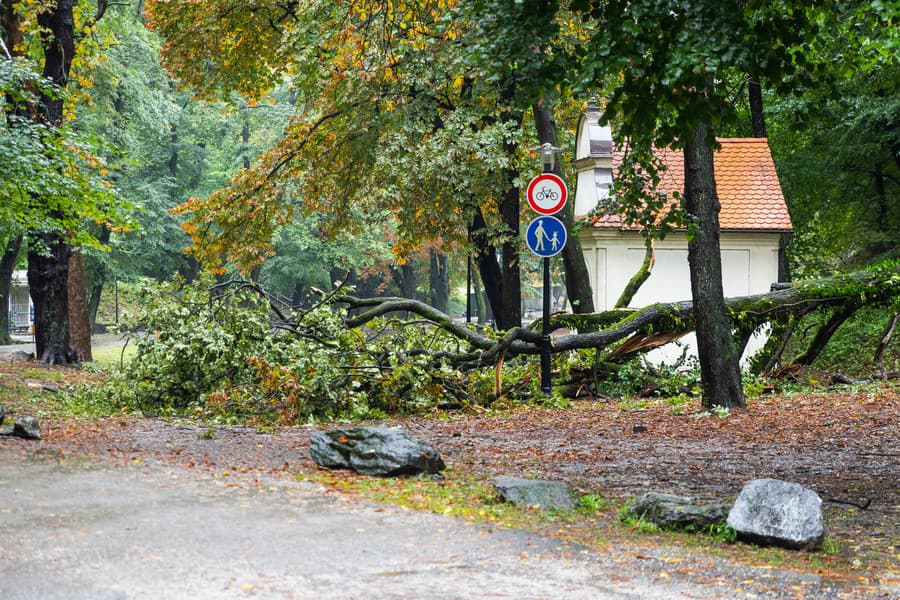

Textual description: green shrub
[75,278,485,422]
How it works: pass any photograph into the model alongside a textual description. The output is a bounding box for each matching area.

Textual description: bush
[77,278,480,423]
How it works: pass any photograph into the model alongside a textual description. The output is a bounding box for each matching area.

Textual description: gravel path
[1,445,686,600]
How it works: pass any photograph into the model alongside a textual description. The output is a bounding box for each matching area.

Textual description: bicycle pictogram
[526,173,567,215]
[535,186,559,203]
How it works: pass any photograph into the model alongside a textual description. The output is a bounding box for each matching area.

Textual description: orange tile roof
[593,138,792,231]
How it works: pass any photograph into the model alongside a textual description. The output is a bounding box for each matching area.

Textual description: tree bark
[0,235,23,345]
[793,303,858,366]
[874,312,898,379]
[615,238,654,308]
[748,74,767,138]
[498,130,523,330]
[87,225,112,328]
[28,235,76,363]
[68,250,92,361]
[27,0,78,364]
[469,206,503,326]
[532,101,595,313]
[683,122,745,409]
[391,261,417,300]
[332,263,897,368]
[429,248,449,314]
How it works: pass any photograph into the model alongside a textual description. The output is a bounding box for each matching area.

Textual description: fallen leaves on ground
[1,362,897,598]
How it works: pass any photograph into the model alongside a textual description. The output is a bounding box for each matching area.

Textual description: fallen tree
[331,261,899,376]
[90,263,896,422]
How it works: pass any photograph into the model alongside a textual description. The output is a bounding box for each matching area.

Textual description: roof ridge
[715,137,769,143]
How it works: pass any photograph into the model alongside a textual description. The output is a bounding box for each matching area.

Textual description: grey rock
[0,416,41,440]
[8,350,34,363]
[13,416,42,440]
[627,492,730,530]
[727,478,825,550]
[492,476,577,510]
[309,426,445,476]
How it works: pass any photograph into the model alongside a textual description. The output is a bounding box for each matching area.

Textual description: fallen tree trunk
[335,262,899,370]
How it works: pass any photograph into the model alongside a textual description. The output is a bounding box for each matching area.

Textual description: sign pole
[541,256,552,395]
[525,143,567,397]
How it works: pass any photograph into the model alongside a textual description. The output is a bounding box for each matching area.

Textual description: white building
[573,102,792,362]
[8,270,33,332]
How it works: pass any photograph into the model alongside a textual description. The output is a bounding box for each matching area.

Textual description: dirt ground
[1,361,897,598]
[31,387,900,593]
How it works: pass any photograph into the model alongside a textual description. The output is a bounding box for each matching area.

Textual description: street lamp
[532,142,563,174]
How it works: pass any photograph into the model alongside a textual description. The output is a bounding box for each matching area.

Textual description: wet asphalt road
[0,447,684,600]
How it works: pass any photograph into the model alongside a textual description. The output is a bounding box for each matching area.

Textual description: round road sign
[526,173,568,215]
[525,216,567,258]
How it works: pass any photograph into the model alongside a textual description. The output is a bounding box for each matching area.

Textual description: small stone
[12,416,42,440]
[627,492,730,530]
[492,476,578,510]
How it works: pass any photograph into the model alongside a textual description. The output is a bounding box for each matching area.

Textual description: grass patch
[87,343,136,368]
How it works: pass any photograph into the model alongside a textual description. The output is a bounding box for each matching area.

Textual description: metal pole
[466,257,472,324]
[541,256,552,395]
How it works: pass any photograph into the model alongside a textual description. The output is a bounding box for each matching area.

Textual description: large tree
[146,0,596,330]
[1,4,125,359]
[562,0,823,408]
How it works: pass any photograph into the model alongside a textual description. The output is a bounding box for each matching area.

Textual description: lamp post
[530,143,563,395]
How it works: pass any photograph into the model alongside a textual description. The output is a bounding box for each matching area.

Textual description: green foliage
[594,355,701,400]
[789,305,899,377]
[0,56,129,245]
[618,503,661,534]
[75,278,504,422]
[685,522,738,544]
[577,493,610,514]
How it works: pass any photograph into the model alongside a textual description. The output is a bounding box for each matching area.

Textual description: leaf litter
[1,362,897,598]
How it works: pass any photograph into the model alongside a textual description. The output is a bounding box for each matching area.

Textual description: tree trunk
[498,114,523,331]
[27,0,78,364]
[615,238,654,309]
[28,235,76,363]
[68,250,92,361]
[532,101,595,313]
[748,74,767,138]
[86,225,112,328]
[471,264,487,325]
[429,248,449,314]
[0,235,23,345]
[683,122,745,409]
[469,206,503,326]
[874,312,898,379]
[793,303,858,366]
[392,262,417,300]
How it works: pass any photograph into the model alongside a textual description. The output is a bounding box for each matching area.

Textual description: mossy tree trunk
[683,122,745,410]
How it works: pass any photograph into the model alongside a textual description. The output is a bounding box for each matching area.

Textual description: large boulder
[492,476,578,510]
[626,492,730,530]
[309,426,445,476]
[727,478,825,550]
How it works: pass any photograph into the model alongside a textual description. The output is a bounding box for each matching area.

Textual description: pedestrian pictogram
[525,216,567,257]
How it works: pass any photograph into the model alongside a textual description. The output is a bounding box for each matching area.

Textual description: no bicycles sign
[526,173,567,215]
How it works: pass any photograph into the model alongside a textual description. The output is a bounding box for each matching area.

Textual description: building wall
[8,270,33,330]
[579,228,782,364]
[580,229,782,309]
